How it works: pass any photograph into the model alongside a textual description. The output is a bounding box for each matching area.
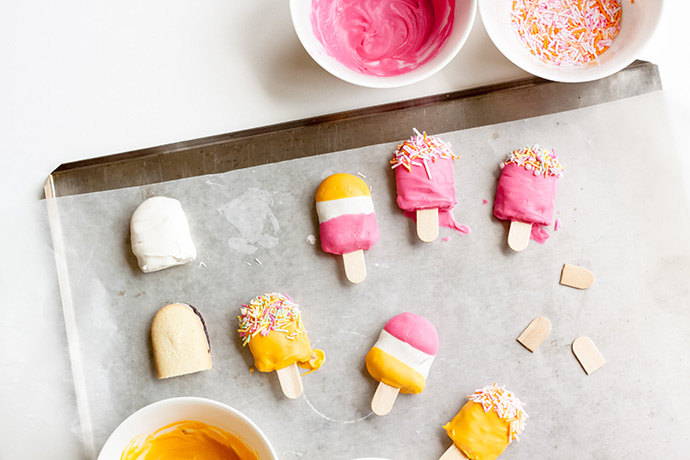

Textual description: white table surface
[1,1,688,458]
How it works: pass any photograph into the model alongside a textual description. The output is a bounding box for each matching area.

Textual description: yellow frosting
[365,346,425,394]
[248,319,324,373]
[121,420,260,460]
[443,401,510,460]
[315,173,371,202]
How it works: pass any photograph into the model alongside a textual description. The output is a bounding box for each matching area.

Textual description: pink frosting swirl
[310,0,455,77]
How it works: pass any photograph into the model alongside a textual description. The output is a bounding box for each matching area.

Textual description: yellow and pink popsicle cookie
[316,173,379,284]
[392,130,470,242]
[440,384,528,460]
[365,312,439,415]
[494,145,564,251]
[238,293,325,399]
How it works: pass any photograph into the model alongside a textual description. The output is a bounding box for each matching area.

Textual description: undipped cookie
[151,303,212,379]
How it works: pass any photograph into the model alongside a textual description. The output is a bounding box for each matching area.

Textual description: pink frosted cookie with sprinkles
[493,145,564,251]
[391,129,470,242]
[511,0,622,66]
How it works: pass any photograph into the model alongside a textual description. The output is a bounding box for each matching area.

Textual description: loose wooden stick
[507,221,531,251]
[560,264,595,289]
[517,316,551,352]
[342,249,366,284]
[371,382,400,416]
[416,208,439,242]
[572,337,606,375]
[276,363,303,399]
[439,445,468,460]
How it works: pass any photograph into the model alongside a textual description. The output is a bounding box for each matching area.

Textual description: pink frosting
[396,158,470,234]
[310,0,455,77]
[319,213,379,255]
[384,312,439,355]
[494,163,559,243]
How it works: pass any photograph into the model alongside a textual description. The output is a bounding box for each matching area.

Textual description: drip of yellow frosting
[315,173,371,202]
[365,346,425,394]
[121,420,260,460]
[299,348,326,375]
[443,402,510,460]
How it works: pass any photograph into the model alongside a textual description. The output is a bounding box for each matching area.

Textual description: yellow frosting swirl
[121,420,260,460]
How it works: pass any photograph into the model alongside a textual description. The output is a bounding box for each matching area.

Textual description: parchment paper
[51,91,690,459]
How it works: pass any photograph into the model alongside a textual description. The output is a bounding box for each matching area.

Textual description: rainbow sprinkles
[468,383,528,442]
[391,129,458,180]
[511,0,623,66]
[238,293,304,346]
[500,144,564,178]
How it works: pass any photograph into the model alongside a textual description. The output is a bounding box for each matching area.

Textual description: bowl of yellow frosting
[97,397,278,460]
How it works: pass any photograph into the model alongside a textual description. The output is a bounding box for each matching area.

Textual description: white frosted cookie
[151,303,212,379]
[130,196,197,273]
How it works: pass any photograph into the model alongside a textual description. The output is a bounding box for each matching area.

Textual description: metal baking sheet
[44,62,690,460]
[46,60,661,198]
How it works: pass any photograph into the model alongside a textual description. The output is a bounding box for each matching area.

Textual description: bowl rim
[96,396,279,460]
[478,0,665,83]
[290,0,478,88]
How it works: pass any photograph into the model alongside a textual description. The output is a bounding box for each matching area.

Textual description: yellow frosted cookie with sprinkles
[442,383,528,460]
[238,293,324,399]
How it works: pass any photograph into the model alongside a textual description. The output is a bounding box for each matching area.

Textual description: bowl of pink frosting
[479,0,663,82]
[291,0,477,88]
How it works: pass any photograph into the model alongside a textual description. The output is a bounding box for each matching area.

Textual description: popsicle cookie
[151,303,212,379]
[238,293,325,399]
[392,130,470,242]
[366,312,439,415]
[316,173,379,283]
[493,145,564,251]
[441,383,527,460]
[130,196,197,272]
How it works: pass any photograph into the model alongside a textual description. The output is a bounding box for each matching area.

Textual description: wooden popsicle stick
[276,363,303,399]
[572,337,606,375]
[517,316,551,352]
[439,445,468,460]
[416,208,439,242]
[342,249,367,284]
[508,220,532,251]
[560,264,595,289]
[371,382,400,416]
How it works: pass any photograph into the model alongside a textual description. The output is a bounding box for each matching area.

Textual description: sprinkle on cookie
[468,383,528,442]
[391,129,458,180]
[238,293,304,346]
[500,144,564,178]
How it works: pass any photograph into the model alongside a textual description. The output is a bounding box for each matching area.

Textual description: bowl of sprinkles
[479,0,663,82]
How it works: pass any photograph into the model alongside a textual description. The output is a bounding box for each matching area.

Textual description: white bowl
[290,0,477,88]
[97,397,278,460]
[479,0,663,82]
